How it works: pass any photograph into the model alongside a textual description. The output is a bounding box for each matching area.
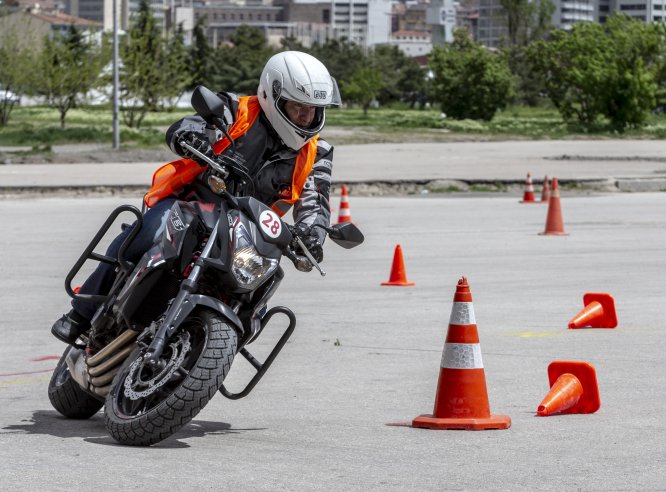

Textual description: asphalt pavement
[0,140,665,490]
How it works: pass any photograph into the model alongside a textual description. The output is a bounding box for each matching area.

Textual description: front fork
[143,213,225,367]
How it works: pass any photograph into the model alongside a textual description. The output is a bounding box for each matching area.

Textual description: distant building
[274,0,391,48]
[426,0,459,45]
[390,29,432,56]
[614,0,666,23]
[194,1,283,47]
[552,0,595,30]
[0,8,102,48]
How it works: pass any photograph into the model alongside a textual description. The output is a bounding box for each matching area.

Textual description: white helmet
[258,51,341,150]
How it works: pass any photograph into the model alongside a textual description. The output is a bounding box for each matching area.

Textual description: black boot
[51,309,91,344]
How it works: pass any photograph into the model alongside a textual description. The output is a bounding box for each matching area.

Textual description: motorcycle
[47,86,364,446]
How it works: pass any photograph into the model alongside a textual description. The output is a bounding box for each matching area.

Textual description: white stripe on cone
[449,302,476,325]
[440,343,484,369]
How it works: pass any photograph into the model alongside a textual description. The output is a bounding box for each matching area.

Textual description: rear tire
[104,308,237,446]
[48,347,104,419]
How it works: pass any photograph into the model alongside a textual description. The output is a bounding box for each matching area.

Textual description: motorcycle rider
[51,50,341,344]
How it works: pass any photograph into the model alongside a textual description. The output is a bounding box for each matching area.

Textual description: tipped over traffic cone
[568,293,617,329]
[539,177,568,235]
[520,172,536,203]
[537,361,600,416]
[337,184,352,224]
[412,277,511,430]
[381,244,414,286]
[540,175,550,203]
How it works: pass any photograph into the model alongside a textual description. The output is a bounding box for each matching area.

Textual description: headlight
[231,223,278,290]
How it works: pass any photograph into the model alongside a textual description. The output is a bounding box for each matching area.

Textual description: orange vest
[144,95,319,216]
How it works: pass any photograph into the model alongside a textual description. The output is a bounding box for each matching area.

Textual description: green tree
[120,0,164,127]
[35,26,107,128]
[280,36,308,52]
[210,25,274,94]
[342,67,383,115]
[309,38,366,94]
[499,0,555,47]
[603,15,663,129]
[528,14,663,130]
[429,29,514,121]
[162,24,191,110]
[500,0,555,106]
[189,16,212,89]
[0,27,39,126]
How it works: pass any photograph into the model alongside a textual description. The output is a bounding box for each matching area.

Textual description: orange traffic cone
[381,244,414,286]
[539,177,568,235]
[337,184,352,224]
[520,172,536,203]
[540,175,550,203]
[568,293,617,329]
[537,361,600,416]
[412,277,511,430]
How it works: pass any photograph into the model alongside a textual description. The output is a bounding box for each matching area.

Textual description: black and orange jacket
[154,92,333,241]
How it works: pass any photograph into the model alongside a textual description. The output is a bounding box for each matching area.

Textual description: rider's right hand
[180,131,214,165]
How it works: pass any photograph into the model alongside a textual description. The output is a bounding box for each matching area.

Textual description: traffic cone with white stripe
[520,172,536,203]
[337,184,352,224]
[412,277,511,430]
[540,175,550,203]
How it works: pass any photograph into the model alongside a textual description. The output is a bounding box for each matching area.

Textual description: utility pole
[112,0,120,150]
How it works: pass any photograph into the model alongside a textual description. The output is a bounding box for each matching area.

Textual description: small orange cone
[381,244,414,286]
[568,293,617,329]
[337,184,352,224]
[412,277,511,430]
[537,361,600,416]
[520,172,536,203]
[539,177,568,235]
[540,175,550,203]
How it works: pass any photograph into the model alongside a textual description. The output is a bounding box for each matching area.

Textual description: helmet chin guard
[258,51,341,150]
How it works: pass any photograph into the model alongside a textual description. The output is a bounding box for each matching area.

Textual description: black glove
[180,131,213,165]
[294,224,324,263]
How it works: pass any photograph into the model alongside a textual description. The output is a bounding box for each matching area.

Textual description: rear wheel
[104,308,237,446]
[48,347,104,419]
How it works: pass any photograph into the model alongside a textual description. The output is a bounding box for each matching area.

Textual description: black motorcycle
[47,87,364,446]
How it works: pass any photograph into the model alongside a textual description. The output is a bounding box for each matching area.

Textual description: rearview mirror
[328,222,364,249]
[191,85,227,127]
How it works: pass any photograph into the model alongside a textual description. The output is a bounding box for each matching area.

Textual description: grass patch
[469,183,508,192]
[3,105,666,147]
[428,185,466,193]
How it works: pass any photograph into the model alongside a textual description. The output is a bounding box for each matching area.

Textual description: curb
[1,178,665,198]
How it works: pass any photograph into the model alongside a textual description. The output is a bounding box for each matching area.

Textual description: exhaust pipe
[85,330,138,397]
[64,330,138,398]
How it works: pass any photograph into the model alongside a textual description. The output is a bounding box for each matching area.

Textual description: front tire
[104,308,237,446]
[48,347,104,419]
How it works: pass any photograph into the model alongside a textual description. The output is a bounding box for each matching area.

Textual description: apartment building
[615,0,666,22]
[275,0,390,47]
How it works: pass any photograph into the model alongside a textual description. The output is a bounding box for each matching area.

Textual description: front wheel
[104,308,238,446]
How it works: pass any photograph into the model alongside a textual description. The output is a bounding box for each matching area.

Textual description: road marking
[0,368,55,377]
[31,355,61,362]
[0,376,50,387]
[511,331,561,338]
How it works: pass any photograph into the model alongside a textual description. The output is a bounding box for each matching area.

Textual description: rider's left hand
[294,224,324,263]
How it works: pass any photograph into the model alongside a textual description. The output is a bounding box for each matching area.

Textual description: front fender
[168,293,244,338]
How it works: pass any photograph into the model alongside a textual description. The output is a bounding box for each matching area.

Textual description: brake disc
[123,332,191,400]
